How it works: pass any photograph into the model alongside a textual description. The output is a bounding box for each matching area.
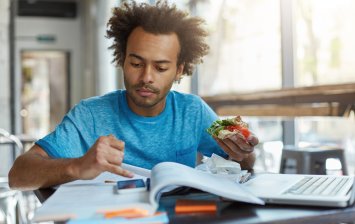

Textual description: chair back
[0,128,24,155]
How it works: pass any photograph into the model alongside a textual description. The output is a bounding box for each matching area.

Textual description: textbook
[147,162,264,212]
[33,162,263,222]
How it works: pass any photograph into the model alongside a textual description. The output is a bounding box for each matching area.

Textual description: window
[196,0,282,96]
[186,1,283,172]
[166,0,355,174]
[294,0,355,86]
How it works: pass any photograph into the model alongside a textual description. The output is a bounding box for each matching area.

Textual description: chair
[0,129,24,157]
[279,145,348,175]
[0,128,39,223]
[0,178,18,224]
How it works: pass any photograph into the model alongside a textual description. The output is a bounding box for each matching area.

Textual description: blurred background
[1,0,355,222]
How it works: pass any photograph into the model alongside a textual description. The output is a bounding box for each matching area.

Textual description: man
[9,1,258,190]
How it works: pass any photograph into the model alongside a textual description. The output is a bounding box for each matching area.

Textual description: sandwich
[207,116,251,140]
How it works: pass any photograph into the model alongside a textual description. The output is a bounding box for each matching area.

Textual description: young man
[9,1,258,190]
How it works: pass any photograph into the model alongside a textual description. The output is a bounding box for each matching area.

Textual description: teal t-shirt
[36,90,227,169]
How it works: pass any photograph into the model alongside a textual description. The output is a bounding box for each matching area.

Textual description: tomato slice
[225,125,250,139]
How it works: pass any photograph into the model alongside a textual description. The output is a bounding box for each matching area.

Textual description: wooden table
[203,83,355,117]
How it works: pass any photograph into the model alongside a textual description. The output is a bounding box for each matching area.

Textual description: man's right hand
[8,135,134,190]
[74,135,133,179]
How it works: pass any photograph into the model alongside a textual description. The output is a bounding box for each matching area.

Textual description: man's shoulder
[81,90,122,106]
[169,91,216,118]
[170,91,203,104]
[69,90,122,116]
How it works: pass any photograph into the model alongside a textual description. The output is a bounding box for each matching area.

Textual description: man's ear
[175,64,184,82]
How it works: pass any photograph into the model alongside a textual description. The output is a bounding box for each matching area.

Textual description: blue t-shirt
[36,90,227,169]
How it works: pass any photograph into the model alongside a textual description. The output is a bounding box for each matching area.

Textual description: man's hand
[8,135,133,190]
[74,135,133,179]
[214,133,259,168]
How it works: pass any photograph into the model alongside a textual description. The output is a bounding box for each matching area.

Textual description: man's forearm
[8,152,79,191]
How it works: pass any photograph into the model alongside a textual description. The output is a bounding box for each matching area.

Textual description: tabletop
[35,186,355,224]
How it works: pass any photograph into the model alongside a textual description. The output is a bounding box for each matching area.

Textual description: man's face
[123,27,183,117]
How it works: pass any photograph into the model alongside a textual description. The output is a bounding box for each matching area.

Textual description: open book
[148,162,264,210]
[33,162,263,222]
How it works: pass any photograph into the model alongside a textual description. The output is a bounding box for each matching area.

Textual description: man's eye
[131,63,142,68]
[156,67,168,72]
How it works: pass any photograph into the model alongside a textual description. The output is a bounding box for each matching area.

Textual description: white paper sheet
[33,164,151,222]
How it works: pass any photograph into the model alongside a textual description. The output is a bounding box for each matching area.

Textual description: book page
[122,163,151,177]
[149,162,264,206]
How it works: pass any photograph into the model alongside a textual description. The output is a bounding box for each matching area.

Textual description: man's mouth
[136,88,155,97]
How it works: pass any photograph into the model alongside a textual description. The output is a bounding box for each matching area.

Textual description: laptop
[242,173,355,207]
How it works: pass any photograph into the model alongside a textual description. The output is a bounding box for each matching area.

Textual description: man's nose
[141,65,154,84]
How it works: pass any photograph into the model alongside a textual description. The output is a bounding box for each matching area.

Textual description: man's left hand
[214,133,259,162]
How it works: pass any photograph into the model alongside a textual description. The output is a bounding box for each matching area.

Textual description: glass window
[247,117,284,173]
[294,0,355,86]
[196,0,281,96]
[188,1,283,172]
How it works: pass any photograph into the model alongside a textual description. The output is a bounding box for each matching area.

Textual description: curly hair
[106,0,209,76]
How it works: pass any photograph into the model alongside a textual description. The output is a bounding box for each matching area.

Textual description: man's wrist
[229,152,256,171]
[66,158,81,180]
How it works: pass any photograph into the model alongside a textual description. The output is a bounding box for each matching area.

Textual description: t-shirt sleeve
[197,99,228,158]
[35,100,96,159]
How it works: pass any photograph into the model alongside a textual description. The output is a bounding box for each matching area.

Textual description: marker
[175,199,217,214]
[102,208,149,219]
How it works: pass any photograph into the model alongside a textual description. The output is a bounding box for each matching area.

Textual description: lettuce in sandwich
[207,116,251,140]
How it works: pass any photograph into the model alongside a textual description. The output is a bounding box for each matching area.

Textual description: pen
[104,180,116,183]
[239,173,251,184]
[146,178,150,191]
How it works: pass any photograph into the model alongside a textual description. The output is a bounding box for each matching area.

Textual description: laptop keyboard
[284,176,352,196]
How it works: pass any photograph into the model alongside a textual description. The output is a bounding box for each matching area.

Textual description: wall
[15,18,82,107]
[13,7,89,135]
[0,0,12,176]
[0,1,10,129]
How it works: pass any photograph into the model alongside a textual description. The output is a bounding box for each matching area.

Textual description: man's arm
[8,135,133,191]
[8,145,80,190]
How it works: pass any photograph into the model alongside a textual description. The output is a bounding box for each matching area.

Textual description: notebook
[242,173,355,207]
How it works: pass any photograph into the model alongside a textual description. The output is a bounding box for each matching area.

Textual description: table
[35,187,355,224]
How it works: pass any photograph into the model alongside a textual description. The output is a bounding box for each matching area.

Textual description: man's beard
[124,78,171,109]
